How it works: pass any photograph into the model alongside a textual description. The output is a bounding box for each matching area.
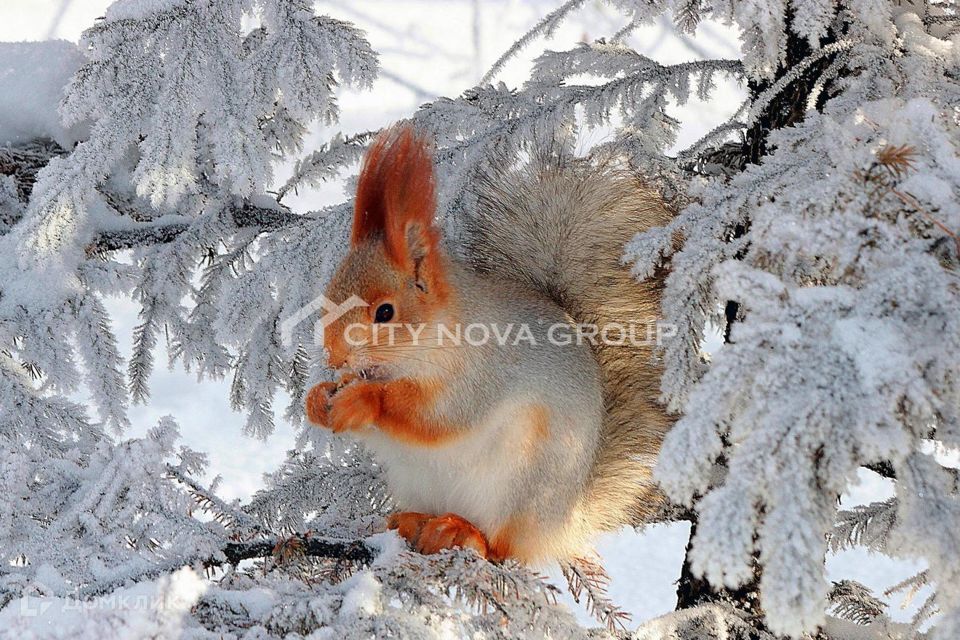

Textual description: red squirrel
[305,124,672,564]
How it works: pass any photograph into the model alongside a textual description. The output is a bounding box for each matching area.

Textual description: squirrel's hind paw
[400,512,489,559]
[387,511,432,541]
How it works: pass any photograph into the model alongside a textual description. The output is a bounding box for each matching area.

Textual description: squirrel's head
[323,124,451,380]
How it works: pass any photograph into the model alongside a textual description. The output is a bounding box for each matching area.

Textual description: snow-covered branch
[2,0,959,637]
[90,202,307,253]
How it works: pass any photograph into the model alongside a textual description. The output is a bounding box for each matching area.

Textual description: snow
[338,571,383,618]
[578,523,692,623]
[366,530,409,567]
[0,40,86,147]
[0,567,206,639]
[200,585,278,621]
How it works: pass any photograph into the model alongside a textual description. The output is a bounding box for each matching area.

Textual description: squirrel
[305,124,673,564]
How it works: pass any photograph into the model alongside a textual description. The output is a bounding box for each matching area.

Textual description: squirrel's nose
[324,338,349,370]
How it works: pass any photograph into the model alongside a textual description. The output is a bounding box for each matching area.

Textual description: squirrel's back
[464,154,673,532]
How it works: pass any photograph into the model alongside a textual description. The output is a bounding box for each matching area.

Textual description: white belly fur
[360,397,532,535]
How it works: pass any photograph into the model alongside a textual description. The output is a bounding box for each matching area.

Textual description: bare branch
[76,535,375,599]
[219,535,375,566]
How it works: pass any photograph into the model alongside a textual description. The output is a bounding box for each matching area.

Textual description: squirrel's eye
[374,303,394,323]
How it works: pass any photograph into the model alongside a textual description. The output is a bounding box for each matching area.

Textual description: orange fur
[327,381,380,433]
[532,406,550,441]
[488,518,521,562]
[327,378,461,445]
[352,125,442,277]
[338,372,360,386]
[304,382,338,426]
[386,511,432,541]
[323,334,350,372]
[388,511,489,558]
[414,513,489,557]
[526,404,551,456]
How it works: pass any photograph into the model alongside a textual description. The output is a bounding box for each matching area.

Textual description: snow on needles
[644,13,960,640]
[1,1,959,639]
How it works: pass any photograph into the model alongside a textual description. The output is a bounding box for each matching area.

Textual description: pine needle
[876,144,917,178]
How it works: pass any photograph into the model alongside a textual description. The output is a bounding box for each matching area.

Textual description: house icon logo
[279,294,368,348]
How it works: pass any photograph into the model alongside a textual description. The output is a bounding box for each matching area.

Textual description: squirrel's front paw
[328,382,381,433]
[305,382,338,428]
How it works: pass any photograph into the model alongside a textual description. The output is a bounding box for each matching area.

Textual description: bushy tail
[464,153,674,531]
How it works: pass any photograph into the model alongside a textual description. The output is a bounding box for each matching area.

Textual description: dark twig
[219,535,375,566]
[77,535,375,599]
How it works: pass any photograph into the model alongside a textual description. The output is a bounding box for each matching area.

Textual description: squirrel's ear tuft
[352,123,438,273]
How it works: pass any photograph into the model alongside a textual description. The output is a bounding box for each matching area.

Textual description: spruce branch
[634,603,778,640]
[678,38,853,169]
[1,137,309,254]
[890,187,960,258]
[395,548,563,623]
[74,535,376,600]
[828,500,897,553]
[277,130,378,201]
[886,570,938,628]
[89,202,307,253]
[561,556,630,632]
[164,463,265,535]
[479,0,588,85]
[828,580,886,626]
[0,139,68,201]
[673,0,703,35]
[743,39,856,128]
